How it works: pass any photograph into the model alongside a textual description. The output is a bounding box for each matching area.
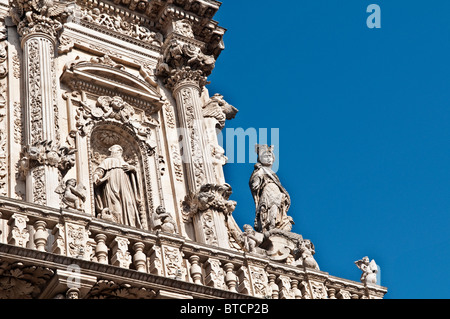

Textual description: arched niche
[88,122,153,230]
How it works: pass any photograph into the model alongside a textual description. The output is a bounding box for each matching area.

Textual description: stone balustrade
[0,196,387,299]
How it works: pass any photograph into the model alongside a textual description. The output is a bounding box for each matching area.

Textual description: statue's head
[109,145,123,158]
[256,144,275,167]
[156,205,166,214]
[66,179,77,187]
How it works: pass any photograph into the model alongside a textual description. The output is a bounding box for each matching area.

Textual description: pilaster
[11,0,73,208]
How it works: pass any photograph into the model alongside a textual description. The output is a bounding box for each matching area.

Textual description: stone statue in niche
[355,256,379,285]
[93,144,142,228]
[55,178,87,211]
[150,206,177,234]
[249,145,293,232]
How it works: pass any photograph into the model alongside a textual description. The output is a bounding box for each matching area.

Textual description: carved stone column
[157,32,237,248]
[158,37,215,190]
[11,0,72,208]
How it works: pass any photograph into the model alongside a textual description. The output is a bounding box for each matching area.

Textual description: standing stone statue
[249,145,293,232]
[93,145,142,228]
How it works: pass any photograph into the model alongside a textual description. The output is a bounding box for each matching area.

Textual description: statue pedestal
[260,229,303,262]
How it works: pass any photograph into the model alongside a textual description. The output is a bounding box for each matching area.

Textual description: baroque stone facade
[0,0,387,299]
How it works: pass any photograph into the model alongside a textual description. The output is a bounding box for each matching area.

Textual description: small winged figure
[31,0,74,18]
[55,179,86,211]
[355,256,378,285]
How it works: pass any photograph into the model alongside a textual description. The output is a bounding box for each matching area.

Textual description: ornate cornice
[74,0,226,57]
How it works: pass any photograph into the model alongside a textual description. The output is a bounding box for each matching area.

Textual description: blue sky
[207,0,450,299]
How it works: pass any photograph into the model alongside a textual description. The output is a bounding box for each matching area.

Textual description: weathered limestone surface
[0,0,387,299]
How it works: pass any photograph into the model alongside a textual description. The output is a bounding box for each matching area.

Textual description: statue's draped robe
[250,163,291,232]
[94,157,142,228]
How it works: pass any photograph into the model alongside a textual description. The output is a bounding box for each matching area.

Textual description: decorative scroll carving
[12,52,21,79]
[0,29,8,196]
[310,281,328,299]
[173,19,195,39]
[66,222,91,259]
[76,95,157,155]
[162,245,184,279]
[170,144,184,183]
[248,265,269,298]
[73,7,163,47]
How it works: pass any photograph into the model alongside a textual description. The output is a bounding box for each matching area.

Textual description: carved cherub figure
[55,179,86,211]
[242,224,263,253]
[151,206,177,234]
[299,240,320,270]
[355,256,379,285]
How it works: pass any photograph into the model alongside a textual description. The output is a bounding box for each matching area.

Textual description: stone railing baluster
[33,220,48,252]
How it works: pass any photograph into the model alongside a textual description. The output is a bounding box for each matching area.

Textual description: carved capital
[10,0,74,40]
[18,139,76,180]
[157,39,215,91]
